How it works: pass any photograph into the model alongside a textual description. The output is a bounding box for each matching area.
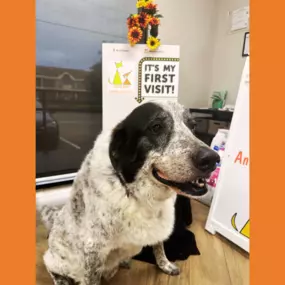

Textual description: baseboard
[36,185,72,207]
[207,219,249,252]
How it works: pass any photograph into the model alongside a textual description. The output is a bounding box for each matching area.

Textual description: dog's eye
[151,123,162,133]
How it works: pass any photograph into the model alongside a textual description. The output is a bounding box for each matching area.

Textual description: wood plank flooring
[36,200,249,285]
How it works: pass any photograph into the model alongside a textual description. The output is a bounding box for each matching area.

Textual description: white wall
[157,0,249,108]
[209,0,249,106]
[157,0,218,108]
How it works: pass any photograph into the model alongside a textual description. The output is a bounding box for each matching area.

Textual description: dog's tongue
[157,170,169,180]
[157,170,182,193]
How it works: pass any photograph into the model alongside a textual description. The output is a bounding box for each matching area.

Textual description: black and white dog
[40,101,220,285]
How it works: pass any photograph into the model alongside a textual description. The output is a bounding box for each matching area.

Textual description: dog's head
[109,101,220,200]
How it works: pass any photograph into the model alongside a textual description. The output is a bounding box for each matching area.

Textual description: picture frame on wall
[242,32,249,57]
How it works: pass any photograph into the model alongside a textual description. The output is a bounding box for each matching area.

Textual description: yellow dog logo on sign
[231,213,249,238]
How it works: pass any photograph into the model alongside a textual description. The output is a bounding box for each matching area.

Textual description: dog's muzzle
[152,168,208,198]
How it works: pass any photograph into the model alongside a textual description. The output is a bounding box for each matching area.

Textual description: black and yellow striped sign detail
[231,213,250,239]
[136,57,180,104]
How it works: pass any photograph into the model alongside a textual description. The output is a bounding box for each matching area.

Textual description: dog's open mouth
[152,168,208,197]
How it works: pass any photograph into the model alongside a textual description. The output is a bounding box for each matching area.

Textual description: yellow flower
[147,36,160,51]
[128,27,143,46]
[136,0,153,8]
[136,0,146,8]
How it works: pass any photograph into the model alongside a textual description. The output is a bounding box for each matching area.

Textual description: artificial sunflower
[137,12,150,29]
[147,36,160,51]
[127,14,139,28]
[149,17,160,26]
[128,27,143,46]
[144,2,157,14]
[136,0,146,8]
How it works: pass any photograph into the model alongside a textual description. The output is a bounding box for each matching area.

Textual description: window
[36,77,41,88]
[36,0,132,185]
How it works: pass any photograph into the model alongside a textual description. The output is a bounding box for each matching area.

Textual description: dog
[39,101,220,285]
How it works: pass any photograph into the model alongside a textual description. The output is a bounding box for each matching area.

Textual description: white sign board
[102,44,180,130]
[206,57,249,252]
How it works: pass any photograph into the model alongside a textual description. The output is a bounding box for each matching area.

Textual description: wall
[157,0,217,108]
[157,0,249,108]
[208,0,249,106]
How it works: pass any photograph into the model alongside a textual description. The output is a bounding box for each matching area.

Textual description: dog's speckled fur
[40,101,213,285]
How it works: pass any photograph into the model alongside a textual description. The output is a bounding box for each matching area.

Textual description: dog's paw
[119,259,132,269]
[158,262,180,276]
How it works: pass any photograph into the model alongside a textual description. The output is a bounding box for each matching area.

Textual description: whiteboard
[205,57,249,252]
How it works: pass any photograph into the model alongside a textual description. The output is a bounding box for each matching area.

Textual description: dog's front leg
[83,249,105,285]
[153,242,180,276]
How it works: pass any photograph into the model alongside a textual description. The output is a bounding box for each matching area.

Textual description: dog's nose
[194,147,220,172]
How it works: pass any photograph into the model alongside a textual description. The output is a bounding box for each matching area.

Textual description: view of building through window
[36,0,131,180]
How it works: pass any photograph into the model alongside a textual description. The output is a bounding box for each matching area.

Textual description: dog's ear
[109,123,142,183]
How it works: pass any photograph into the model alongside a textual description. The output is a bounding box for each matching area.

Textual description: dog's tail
[36,204,61,231]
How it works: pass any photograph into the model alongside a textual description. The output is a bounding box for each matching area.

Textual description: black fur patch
[70,188,85,222]
[109,102,174,183]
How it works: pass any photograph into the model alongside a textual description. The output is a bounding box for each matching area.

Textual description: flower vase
[150,25,158,37]
[139,26,148,44]
[138,8,148,44]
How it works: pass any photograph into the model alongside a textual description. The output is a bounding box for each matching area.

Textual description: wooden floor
[36,200,249,285]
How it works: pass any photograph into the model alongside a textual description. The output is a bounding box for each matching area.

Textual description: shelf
[195,132,215,137]
[189,108,233,122]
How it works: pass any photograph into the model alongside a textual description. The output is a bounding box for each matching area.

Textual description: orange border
[1,1,284,284]
[251,1,285,284]
[0,1,35,284]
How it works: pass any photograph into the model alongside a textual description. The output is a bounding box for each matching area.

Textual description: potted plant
[211,91,227,109]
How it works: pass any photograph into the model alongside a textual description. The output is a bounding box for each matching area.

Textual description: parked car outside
[36,100,59,151]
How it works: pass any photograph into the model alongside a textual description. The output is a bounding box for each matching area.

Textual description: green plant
[211,91,227,109]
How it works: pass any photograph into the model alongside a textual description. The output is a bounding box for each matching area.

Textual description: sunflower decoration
[136,0,153,8]
[128,0,163,51]
[137,12,151,29]
[144,3,157,15]
[149,17,160,26]
[128,26,143,46]
[136,0,146,8]
[147,36,160,51]
[127,14,139,29]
